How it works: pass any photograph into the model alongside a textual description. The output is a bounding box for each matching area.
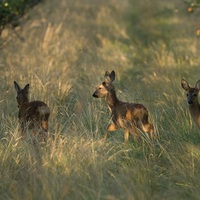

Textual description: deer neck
[189,102,200,120]
[105,88,119,109]
[19,97,29,109]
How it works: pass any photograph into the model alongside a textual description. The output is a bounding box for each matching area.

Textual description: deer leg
[103,123,117,140]
[132,127,141,141]
[40,126,48,143]
[142,123,155,143]
[127,122,140,141]
[149,123,155,142]
[20,121,28,139]
[39,115,49,142]
[42,120,48,132]
[124,129,130,142]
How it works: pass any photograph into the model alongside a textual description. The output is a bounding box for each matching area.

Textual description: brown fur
[14,81,50,141]
[181,79,200,129]
[93,71,154,142]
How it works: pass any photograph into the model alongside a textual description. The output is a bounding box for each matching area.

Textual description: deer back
[111,101,149,128]
[19,101,50,121]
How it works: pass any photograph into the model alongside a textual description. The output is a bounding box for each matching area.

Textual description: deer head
[14,81,30,107]
[92,70,115,98]
[181,79,200,105]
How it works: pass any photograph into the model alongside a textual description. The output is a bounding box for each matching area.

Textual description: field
[1,0,200,199]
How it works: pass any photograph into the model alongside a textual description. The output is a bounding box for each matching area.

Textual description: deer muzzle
[92,92,98,98]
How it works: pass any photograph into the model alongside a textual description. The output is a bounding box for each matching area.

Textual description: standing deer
[181,79,200,129]
[92,70,154,142]
[14,81,50,141]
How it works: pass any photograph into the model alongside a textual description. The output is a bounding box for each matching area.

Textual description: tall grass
[1,0,200,199]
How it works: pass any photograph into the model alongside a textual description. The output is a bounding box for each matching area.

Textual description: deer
[181,79,200,129]
[14,81,50,142]
[92,70,154,142]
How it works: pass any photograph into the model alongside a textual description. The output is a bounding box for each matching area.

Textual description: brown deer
[181,79,200,129]
[14,81,50,141]
[92,71,154,142]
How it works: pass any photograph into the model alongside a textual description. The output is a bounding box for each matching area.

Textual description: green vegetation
[186,0,200,16]
[0,0,42,32]
[0,0,200,199]
[186,0,200,6]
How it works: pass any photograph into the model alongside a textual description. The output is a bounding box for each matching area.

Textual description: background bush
[0,0,41,33]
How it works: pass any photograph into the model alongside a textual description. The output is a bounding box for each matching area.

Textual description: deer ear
[23,84,30,94]
[109,70,115,82]
[195,80,200,90]
[104,71,111,83]
[14,81,21,93]
[104,71,110,77]
[181,79,190,91]
[104,70,115,83]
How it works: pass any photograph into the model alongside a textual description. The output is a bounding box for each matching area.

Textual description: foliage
[186,0,200,6]
[185,0,200,11]
[0,0,41,32]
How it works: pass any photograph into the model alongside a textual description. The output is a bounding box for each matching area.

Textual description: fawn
[181,79,200,129]
[14,81,50,141]
[92,70,154,142]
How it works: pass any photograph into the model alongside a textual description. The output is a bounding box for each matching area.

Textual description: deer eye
[193,94,197,97]
[187,94,188,96]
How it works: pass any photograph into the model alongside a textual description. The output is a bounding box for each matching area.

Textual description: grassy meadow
[1,0,200,199]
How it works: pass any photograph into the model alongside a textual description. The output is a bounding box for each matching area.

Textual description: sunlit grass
[1,0,200,199]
